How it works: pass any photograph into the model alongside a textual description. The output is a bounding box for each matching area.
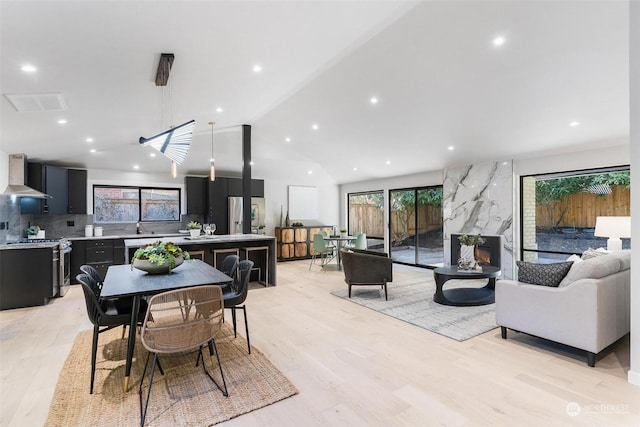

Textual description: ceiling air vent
[3,93,67,112]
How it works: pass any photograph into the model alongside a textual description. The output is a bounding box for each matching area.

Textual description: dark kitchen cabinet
[70,239,85,281]
[0,247,57,310]
[85,239,114,280]
[67,169,87,214]
[185,176,207,214]
[20,163,87,214]
[202,177,264,234]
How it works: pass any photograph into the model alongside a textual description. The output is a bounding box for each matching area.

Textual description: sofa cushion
[558,253,622,287]
[516,261,573,287]
[581,247,609,260]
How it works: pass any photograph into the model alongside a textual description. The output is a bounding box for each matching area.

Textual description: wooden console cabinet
[276,226,333,261]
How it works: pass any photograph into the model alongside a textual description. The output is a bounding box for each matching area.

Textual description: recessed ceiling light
[448,146,455,151]
[215,107,223,113]
[252,64,262,73]
[353,167,358,171]
[311,124,319,130]
[149,153,156,158]
[89,149,96,153]
[492,36,506,47]
[21,64,37,73]
[285,137,291,143]
[57,119,67,125]
[569,121,580,127]
[85,137,94,143]
[133,165,140,170]
[249,161,254,166]
[370,97,379,104]
[308,170,313,175]
[385,160,391,165]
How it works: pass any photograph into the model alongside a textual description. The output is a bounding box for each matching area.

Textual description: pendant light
[170,161,177,178]
[209,121,216,181]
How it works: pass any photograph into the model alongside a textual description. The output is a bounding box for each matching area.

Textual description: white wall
[628,0,639,387]
[0,150,8,190]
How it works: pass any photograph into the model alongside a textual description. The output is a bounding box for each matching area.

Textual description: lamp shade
[594,216,631,238]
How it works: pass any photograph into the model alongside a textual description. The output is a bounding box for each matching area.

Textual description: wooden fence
[349,204,442,239]
[535,185,630,228]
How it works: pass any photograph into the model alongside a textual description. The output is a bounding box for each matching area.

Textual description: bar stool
[189,250,205,261]
[241,246,269,286]
[212,248,240,269]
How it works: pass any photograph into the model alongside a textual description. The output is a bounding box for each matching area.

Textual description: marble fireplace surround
[443,161,515,279]
[451,234,502,269]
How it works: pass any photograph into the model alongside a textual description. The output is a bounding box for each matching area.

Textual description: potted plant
[187,221,202,238]
[131,241,190,274]
[457,234,485,270]
[339,228,348,238]
[26,225,40,239]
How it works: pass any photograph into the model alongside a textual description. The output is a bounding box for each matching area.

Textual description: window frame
[93,185,182,224]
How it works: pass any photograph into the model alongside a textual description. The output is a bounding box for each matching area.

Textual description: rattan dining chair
[139,285,228,426]
[223,260,253,353]
[77,273,137,394]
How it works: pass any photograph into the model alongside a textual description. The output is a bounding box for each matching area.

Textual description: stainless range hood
[2,154,51,198]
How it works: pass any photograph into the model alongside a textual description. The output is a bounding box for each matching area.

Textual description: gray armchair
[341,249,393,300]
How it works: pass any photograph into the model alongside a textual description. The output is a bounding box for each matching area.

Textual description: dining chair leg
[90,324,99,394]
[241,305,251,354]
[121,325,127,339]
[139,352,159,427]
[231,307,238,337]
[202,339,229,397]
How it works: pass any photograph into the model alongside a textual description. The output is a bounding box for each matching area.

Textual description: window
[521,167,630,263]
[389,186,443,267]
[348,191,384,251]
[94,186,180,223]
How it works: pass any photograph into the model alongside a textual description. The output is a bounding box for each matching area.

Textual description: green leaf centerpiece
[131,241,190,274]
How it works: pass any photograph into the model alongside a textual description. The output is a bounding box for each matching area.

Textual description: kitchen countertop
[68,233,183,241]
[0,241,61,250]
[124,234,274,248]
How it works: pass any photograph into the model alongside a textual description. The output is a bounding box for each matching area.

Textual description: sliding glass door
[390,186,443,267]
[347,191,384,252]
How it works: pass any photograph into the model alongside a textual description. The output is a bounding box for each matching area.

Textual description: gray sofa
[341,249,393,300]
[495,250,630,366]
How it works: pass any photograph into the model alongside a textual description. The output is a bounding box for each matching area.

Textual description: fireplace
[451,234,501,268]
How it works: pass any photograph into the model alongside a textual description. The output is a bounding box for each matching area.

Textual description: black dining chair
[223,260,253,354]
[77,273,138,394]
[219,254,240,281]
[80,264,148,338]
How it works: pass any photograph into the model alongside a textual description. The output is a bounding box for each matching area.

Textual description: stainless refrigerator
[229,196,265,234]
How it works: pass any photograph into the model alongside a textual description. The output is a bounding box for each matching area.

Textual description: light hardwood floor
[1,260,638,426]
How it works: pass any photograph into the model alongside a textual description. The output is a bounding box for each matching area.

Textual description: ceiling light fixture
[149,153,156,158]
[569,121,580,127]
[89,149,96,153]
[209,121,216,181]
[492,36,506,46]
[215,107,223,113]
[21,64,37,73]
[311,124,319,130]
[140,53,194,177]
[57,119,67,124]
[133,164,140,170]
[385,160,391,165]
[370,97,379,104]
[85,137,94,143]
[308,170,313,175]
[448,146,455,151]
[285,137,291,143]
[353,167,358,171]
[253,64,263,73]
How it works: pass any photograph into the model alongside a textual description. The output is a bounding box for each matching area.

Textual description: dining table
[101,260,233,392]
[323,235,356,270]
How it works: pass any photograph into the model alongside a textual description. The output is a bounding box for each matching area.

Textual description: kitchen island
[125,234,277,286]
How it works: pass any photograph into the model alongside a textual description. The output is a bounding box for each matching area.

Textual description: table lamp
[594,216,630,251]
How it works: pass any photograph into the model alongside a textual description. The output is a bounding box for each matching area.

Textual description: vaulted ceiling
[0,1,630,184]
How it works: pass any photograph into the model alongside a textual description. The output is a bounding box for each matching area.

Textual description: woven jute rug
[46,324,297,426]
[331,276,497,341]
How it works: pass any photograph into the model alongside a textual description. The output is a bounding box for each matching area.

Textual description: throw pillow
[516,261,574,287]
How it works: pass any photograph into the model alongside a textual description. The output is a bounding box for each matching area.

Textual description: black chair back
[79,265,103,296]
[76,273,105,326]
[224,260,253,307]
[219,255,239,280]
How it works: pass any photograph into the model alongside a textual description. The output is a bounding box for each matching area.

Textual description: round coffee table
[433,266,501,306]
